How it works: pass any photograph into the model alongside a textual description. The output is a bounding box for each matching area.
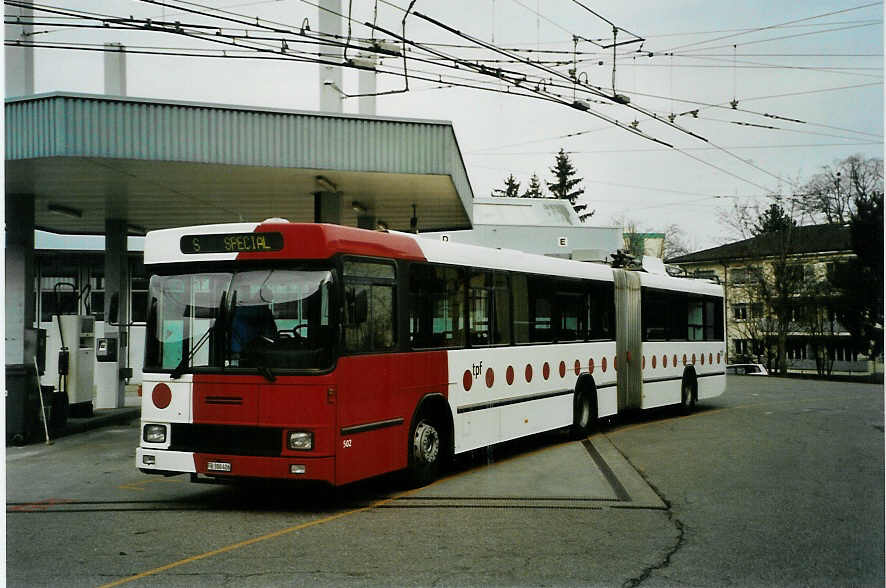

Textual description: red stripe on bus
[236,223,427,262]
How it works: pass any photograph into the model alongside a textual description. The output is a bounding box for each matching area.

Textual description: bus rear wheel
[680,377,697,415]
[407,418,441,487]
[570,390,596,439]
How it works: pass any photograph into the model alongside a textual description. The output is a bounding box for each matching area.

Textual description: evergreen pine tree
[521,173,545,198]
[546,148,593,221]
[491,173,521,197]
[753,202,797,235]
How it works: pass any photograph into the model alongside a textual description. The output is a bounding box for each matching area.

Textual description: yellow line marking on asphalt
[118,478,184,491]
[102,438,579,586]
[98,488,420,587]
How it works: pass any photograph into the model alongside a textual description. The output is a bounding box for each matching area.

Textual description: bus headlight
[143,424,167,444]
[287,431,314,450]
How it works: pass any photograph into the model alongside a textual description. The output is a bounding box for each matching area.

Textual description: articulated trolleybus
[137,221,725,486]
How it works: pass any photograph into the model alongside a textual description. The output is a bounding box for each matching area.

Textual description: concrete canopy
[6,93,474,234]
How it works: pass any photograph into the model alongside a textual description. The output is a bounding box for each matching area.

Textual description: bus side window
[643,289,669,341]
[587,281,614,340]
[512,274,530,344]
[342,260,396,354]
[468,270,511,346]
[345,287,368,324]
[409,264,465,349]
[556,279,585,342]
[343,284,395,352]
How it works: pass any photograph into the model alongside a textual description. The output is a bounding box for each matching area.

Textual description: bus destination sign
[180,232,284,254]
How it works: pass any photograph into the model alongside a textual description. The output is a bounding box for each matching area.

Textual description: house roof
[667,223,853,264]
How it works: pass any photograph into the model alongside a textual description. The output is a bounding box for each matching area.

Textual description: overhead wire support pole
[398,0,417,93]
[611,26,617,95]
[567,0,645,49]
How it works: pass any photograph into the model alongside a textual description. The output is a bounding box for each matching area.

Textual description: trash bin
[49,386,68,431]
[5,364,40,445]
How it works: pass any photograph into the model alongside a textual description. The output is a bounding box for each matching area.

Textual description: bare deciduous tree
[662,223,692,259]
[796,154,883,224]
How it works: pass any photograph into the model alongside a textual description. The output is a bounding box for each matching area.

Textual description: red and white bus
[137,221,725,486]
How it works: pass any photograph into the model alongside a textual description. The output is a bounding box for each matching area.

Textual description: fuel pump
[53,283,95,418]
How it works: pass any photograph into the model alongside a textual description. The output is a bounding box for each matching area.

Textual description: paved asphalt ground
[6,375,884,587]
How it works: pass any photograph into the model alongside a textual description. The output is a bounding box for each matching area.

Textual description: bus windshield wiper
[170,292,226,379]
[257,365,276,383]
[170,327,212,379]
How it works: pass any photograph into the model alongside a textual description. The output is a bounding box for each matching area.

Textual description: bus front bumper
[137,447,335,482]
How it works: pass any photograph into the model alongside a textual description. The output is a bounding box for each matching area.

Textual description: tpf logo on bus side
[471,362,483,379]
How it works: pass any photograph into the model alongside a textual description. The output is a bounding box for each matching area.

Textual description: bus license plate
[207,461,232,472]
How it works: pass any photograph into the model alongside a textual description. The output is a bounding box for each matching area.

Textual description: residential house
[667,224,872,375]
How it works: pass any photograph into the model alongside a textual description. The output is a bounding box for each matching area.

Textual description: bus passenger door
[334,354,402,485]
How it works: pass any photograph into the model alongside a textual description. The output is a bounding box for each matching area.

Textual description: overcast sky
[15,0,884,250]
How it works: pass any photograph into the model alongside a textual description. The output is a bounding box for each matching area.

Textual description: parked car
[726,363,769,376]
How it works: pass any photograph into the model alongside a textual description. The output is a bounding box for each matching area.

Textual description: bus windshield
[144,268,336,373]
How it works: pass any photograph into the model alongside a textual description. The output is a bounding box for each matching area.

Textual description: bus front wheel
[407,417,441,487]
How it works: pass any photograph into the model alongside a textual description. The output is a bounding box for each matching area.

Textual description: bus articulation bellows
[137,221,725,486]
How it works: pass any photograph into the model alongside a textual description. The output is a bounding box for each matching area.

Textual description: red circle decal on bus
[543,362,551,380]
[525,364,533,382]
[701,353,705,365]
[614,356,618,371]
[463,370,473,391]
[152,383,172,409]
[589,358,595,374]
[673,354,678,368]
[709,353,714,365]
[559,361,566,378]
[717,352,721,364]
[486,368,495,388]
[692,353,697,364]
[601,357,608,372]
[506,365,515,385]
[663,354,668,368]
[652,355,657,369]
[574,360,581,376]
[642,355,646,369]
[683,354,687,366]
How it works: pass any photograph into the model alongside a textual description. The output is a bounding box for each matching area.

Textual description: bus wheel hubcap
[413,422,439,465]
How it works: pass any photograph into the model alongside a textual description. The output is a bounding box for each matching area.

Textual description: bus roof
[145,221,722,297]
